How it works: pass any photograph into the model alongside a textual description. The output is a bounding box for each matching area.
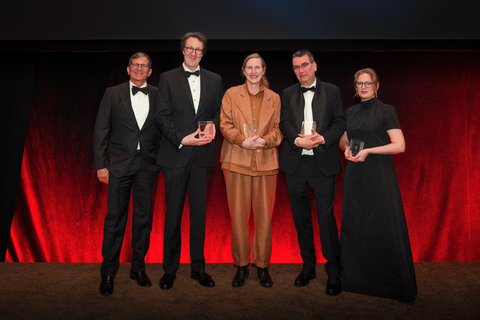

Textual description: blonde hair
[241,53,269,88]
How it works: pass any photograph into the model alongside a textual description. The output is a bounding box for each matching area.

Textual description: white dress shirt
[129,81,149,150]
[301,79,316,156]
[183,63,201,113]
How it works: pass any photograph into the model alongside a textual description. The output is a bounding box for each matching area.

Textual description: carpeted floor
[1,262,479,319]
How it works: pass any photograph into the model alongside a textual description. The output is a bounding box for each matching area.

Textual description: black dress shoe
[99,276,114,296]
[191,271,215,287]
[130,269,152,287]
[159,272,176,290]
[326,273,341,295]
[232,266,249,287]
[294,266,316,286]
[257,267,273,288]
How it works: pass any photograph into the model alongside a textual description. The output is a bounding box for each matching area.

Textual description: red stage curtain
[6,51,480,263]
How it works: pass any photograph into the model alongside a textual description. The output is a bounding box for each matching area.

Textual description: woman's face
[243,58,265,86]
[356,73,377,101]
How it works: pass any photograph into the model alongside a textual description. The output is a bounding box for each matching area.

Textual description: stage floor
[1,262,479,319]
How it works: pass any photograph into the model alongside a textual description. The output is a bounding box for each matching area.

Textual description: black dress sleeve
[383,103,401,131]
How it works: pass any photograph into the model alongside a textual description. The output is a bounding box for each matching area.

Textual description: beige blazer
[220,84,283,172]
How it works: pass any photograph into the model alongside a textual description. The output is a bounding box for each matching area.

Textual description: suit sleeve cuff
[233,133,245,147]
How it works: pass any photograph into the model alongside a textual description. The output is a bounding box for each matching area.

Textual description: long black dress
[340,97,417,302]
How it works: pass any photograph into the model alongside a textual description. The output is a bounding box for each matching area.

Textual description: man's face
[182,37,204,71]
[292,55,317,87]
[127,57,152,85]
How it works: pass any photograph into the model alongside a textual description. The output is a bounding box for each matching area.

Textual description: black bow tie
[301,86,316,93]
[132,86,148,95]
[185,70,200,78]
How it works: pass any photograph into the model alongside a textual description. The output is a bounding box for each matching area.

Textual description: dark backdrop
[2,0,480,40]
[2,50,479,263]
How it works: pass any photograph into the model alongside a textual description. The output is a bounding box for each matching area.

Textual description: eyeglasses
[355,82,374,88]
[130,63,150,69]
[292,62,312,72]
[184,47,204,55]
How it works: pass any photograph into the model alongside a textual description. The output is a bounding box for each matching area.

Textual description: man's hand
[97,168,109,184]
[181,128,214,146]
[206,122,216,139]
[296,131,324,150]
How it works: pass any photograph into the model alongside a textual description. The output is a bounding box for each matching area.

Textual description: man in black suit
[93,52,160,296]
[156,32,223,290]
[279,50,345,295]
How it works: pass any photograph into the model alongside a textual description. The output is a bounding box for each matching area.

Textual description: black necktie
[185,70,200,78]
[132,86,148,95]
[301,86,316,93]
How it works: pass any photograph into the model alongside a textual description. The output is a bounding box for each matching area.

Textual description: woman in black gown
[339,68,417,302]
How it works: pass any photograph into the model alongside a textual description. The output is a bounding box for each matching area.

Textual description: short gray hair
[129,52,152,68]
[292,50,314,63]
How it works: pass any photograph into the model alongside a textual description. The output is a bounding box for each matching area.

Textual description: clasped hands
[242,135,267,150]
[296,130,324,150]
[181,124,216,146]
[344,148,368,163]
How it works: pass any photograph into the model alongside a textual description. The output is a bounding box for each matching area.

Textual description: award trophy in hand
[243,123,257,138]
[198,121,214,138]
[350,139,365,156]
[300,121,317,135]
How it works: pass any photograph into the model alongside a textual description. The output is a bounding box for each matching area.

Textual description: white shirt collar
[182,63,200,73]
[129,80,147,89]
[301,78,317,89]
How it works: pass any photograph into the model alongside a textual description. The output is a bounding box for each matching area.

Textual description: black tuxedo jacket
[279,78,345,176]
[156,66,223,168]
[93,82,160,177]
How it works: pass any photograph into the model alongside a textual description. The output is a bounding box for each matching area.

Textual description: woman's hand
[242,135,264,150]
[254,136,267,148]
[344,147,355,162]
[345,147,369,162]
[353,149,369,162]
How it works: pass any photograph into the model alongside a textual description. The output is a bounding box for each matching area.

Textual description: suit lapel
[143,84,155,130]
[198,67,207,117]
[119,82,139,129]
[257,88,275,136]
[291,84,305,133]
[176,67,196,114]
[312,78,327,132]
[234,85,253,128]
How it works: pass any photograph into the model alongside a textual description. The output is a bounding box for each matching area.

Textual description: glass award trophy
[350,139,365,156]
[243,124,257,138]
[300,121,317,135]
[198,121,213,138]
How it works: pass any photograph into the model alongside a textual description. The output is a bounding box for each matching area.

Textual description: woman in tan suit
[220,53,283,288]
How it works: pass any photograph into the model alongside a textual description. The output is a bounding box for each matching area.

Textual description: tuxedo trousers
[101,152,157,276]
[224,169,276,268]
[285,156,341,275]
[162,152,212,274]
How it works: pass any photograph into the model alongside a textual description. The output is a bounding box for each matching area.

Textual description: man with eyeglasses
[156,32,223,290]
[279,50,345,295]
[93,52,161,296]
